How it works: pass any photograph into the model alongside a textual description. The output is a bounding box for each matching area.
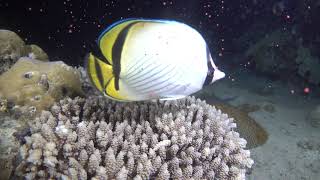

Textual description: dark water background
[1,0,317,62]
[0,0,320,91]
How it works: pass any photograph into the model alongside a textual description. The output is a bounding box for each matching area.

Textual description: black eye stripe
[203,46,214,86]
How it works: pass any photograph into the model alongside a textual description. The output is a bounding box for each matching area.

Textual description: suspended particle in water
[303,87,310,94]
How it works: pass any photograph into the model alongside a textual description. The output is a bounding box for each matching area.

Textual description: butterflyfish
[85,18,225,101]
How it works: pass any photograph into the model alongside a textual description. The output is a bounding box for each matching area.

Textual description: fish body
[85,18,225,101]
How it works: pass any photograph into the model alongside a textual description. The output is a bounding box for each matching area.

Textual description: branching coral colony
[15,96,253,180]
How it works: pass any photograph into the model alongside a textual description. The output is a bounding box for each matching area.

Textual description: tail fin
[85,53,113,92]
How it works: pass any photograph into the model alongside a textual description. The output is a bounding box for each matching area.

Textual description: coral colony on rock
[1,0,320,180]
[0,30,253,180]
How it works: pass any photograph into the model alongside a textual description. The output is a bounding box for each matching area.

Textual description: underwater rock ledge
[14,96,253,180]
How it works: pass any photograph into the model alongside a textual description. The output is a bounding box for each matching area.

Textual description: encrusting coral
[0,57,84,113]
[15,96,253,179]
[0,30,27,74]
[26,44,49,62]
[0,30,48,75]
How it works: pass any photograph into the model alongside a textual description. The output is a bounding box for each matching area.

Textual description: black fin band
[203,46,214,86]
[112,21,139,91]
[94,56,105,88]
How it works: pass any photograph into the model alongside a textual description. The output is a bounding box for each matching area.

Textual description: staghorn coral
[15,96,253,180]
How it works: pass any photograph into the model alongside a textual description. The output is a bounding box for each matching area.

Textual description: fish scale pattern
[15,95,253,180]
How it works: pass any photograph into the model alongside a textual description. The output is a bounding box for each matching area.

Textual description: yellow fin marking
[106,78,126,100]
[87,53,113,92]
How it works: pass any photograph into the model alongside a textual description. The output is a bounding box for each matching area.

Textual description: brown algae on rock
[214,103,268,149]
[196,94,268,149]
[0,57,84,113]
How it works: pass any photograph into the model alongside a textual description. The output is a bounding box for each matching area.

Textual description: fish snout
[211,69,225,83]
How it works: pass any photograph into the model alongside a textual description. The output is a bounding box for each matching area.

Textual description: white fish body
[121,22,209,100]
[86,19,225,101]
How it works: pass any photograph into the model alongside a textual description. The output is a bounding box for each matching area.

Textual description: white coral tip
[55,125,68,135]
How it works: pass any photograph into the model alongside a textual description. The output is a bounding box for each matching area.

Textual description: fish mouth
[212,69,225,83]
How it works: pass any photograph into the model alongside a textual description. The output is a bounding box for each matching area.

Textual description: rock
[0,114,28,180]
[0,98,8,113]
[244,27,320,85]
[308,105,320,128]
[0,57,84,113]
[0,30,28,74]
